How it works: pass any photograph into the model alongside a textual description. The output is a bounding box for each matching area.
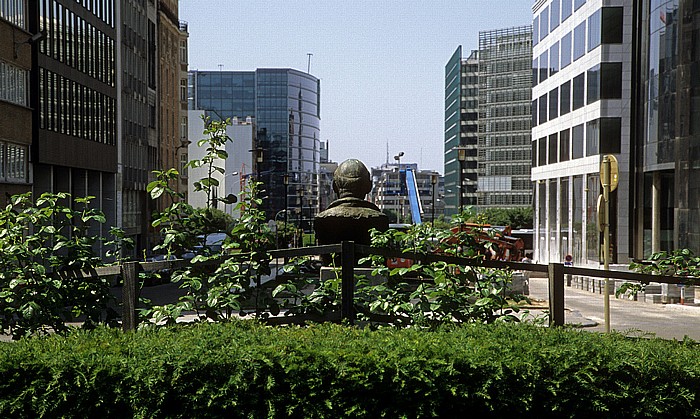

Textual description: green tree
[468,207,534,229]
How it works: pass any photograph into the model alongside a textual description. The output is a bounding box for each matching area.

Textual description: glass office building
[188,69,321,222]
[444,46,479,217]
[477,26,533,209]
[634,0,700,255]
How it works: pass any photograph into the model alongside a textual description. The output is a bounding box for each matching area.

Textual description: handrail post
[548,263,565,327]
[341,241,355,324]
[122,261,139,331]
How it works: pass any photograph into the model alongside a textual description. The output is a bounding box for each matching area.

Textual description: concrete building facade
[0,0,33,201]
[370,163,443,224]
[477,25,533,209]
[531,0,632,265]
[31,0,119,251]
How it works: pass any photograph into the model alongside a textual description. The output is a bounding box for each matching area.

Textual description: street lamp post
[431,173,438,227]
[274,209,287,249]
[283,173,289,232]
[297,188,304,247]
[394,151,404,223]
[456,147,467,216]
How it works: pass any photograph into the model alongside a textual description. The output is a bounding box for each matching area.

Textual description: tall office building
[31,0,118,249]
[531,0,630,264]
[633,1,700,256]
[118,0,154,253]
[0,1,33,201]
[477,26,533,209]
[188,69,321,223]
[444,47,479,217]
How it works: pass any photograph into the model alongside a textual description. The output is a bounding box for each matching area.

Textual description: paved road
[528,274,700,341]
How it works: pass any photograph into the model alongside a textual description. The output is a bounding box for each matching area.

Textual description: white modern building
[531,0,632,265]
[187,111,253,217]
[371,163,443,224]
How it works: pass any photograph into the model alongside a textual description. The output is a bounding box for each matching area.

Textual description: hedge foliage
[0,322,699,418]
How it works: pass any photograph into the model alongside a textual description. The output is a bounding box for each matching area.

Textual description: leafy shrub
[0,322,698,418]
[0,193,124,339]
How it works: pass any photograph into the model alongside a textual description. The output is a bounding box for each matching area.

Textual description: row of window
[74,0,114,27]
[533,117,621,167]
[0,61,28,107]
[0,0,25,28]
[481,89,531,104]
[533,62,622,127]
[533,7,623,87]
[39,0,116,86]
[479,163,531,177]
[0,142,28,183]
[481,148,531,163]
[534,0,585,47]
[481,119,531,133]
[477,193,532,206]
[39,68,116,145]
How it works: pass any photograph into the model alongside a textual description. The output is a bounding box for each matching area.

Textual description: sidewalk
[527,274,700,340]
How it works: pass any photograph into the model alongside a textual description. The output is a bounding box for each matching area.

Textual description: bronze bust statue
[314,159,389,261]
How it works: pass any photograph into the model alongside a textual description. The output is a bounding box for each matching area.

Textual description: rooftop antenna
[307,53,313,73]
[386,141,389,165]
[218,64,223,71]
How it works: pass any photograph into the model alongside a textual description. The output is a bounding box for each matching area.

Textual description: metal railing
[71,243,689,331]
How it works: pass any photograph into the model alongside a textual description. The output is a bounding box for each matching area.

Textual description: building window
[587,64,600,104]
[538,137,547,166]
[586,119,599,156]
[550,41,559,76]
[550,0,560,31]
[560,129,570,162]
[574,21,586,61]
[532,140,538,168]
[179,40,187,63]
[600,62,623,99]
[539,51,548,83]
[562,0,572,22]
[574,0,586,12]
[600,117,622,154]
[540,6,549,42]
[602,7,623,44]
[532,57,538,87]
[538,93,548,125]
[548,133,558,164]
[572,123,584,159]
[561,32,572,69]
[573,73,585,110]
[180,78,187,102]
[0,61,28,106]
[180,116,187,141]
[560,80,571,115]
[0,0,26,29]
[533,15,539,46]
[549,87,559,121]
[588,9,601,52]
[0,142,28,183]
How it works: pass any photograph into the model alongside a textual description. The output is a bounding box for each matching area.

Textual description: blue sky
[180,0,533,173]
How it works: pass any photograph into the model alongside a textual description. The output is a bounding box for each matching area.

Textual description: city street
[528,274,700,341]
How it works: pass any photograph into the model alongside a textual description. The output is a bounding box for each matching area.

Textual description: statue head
[332,159,372,199]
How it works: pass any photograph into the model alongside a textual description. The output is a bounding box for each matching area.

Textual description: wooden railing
[75,242,690,330]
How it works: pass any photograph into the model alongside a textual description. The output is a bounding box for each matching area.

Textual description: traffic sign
[600,155,619,192]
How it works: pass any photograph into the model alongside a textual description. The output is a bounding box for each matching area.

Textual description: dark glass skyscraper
[188,69,321,221]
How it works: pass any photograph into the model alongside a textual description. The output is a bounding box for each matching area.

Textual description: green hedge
[0,322,698,418]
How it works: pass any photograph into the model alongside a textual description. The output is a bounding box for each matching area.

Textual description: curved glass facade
[188,69,321,221]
